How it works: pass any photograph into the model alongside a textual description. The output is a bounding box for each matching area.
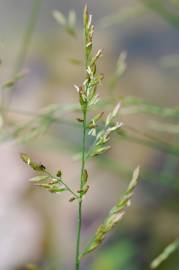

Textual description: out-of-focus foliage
[91,240,137,270]
[98,3,147,28]
[141,0,179,29]
[151,239,179,269]
[25,264,41,270]
[53,9,76,36]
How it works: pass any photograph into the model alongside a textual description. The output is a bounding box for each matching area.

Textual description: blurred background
[1,0,179,269]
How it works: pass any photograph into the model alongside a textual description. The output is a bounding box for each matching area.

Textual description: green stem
[3,0,43,118]
[45,170,78,199]
[75,6,91,269]
[14,0,43,74]
[75,107,87,270]
[60,178,79,199]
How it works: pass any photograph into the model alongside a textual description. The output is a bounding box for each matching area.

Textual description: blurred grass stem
[13,0,43,74]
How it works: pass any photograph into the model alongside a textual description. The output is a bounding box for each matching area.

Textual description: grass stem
[75,107,87,270]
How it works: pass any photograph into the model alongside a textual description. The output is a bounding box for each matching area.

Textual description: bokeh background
[1,0,179,269]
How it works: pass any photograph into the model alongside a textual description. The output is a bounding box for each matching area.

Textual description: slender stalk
[75,6,90,269]
[45,170,78,199]
[74,5,105,268]
[60,178,79,199]
[75,107,87,270]
[3,0,43,119]
[13,0,43,74]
